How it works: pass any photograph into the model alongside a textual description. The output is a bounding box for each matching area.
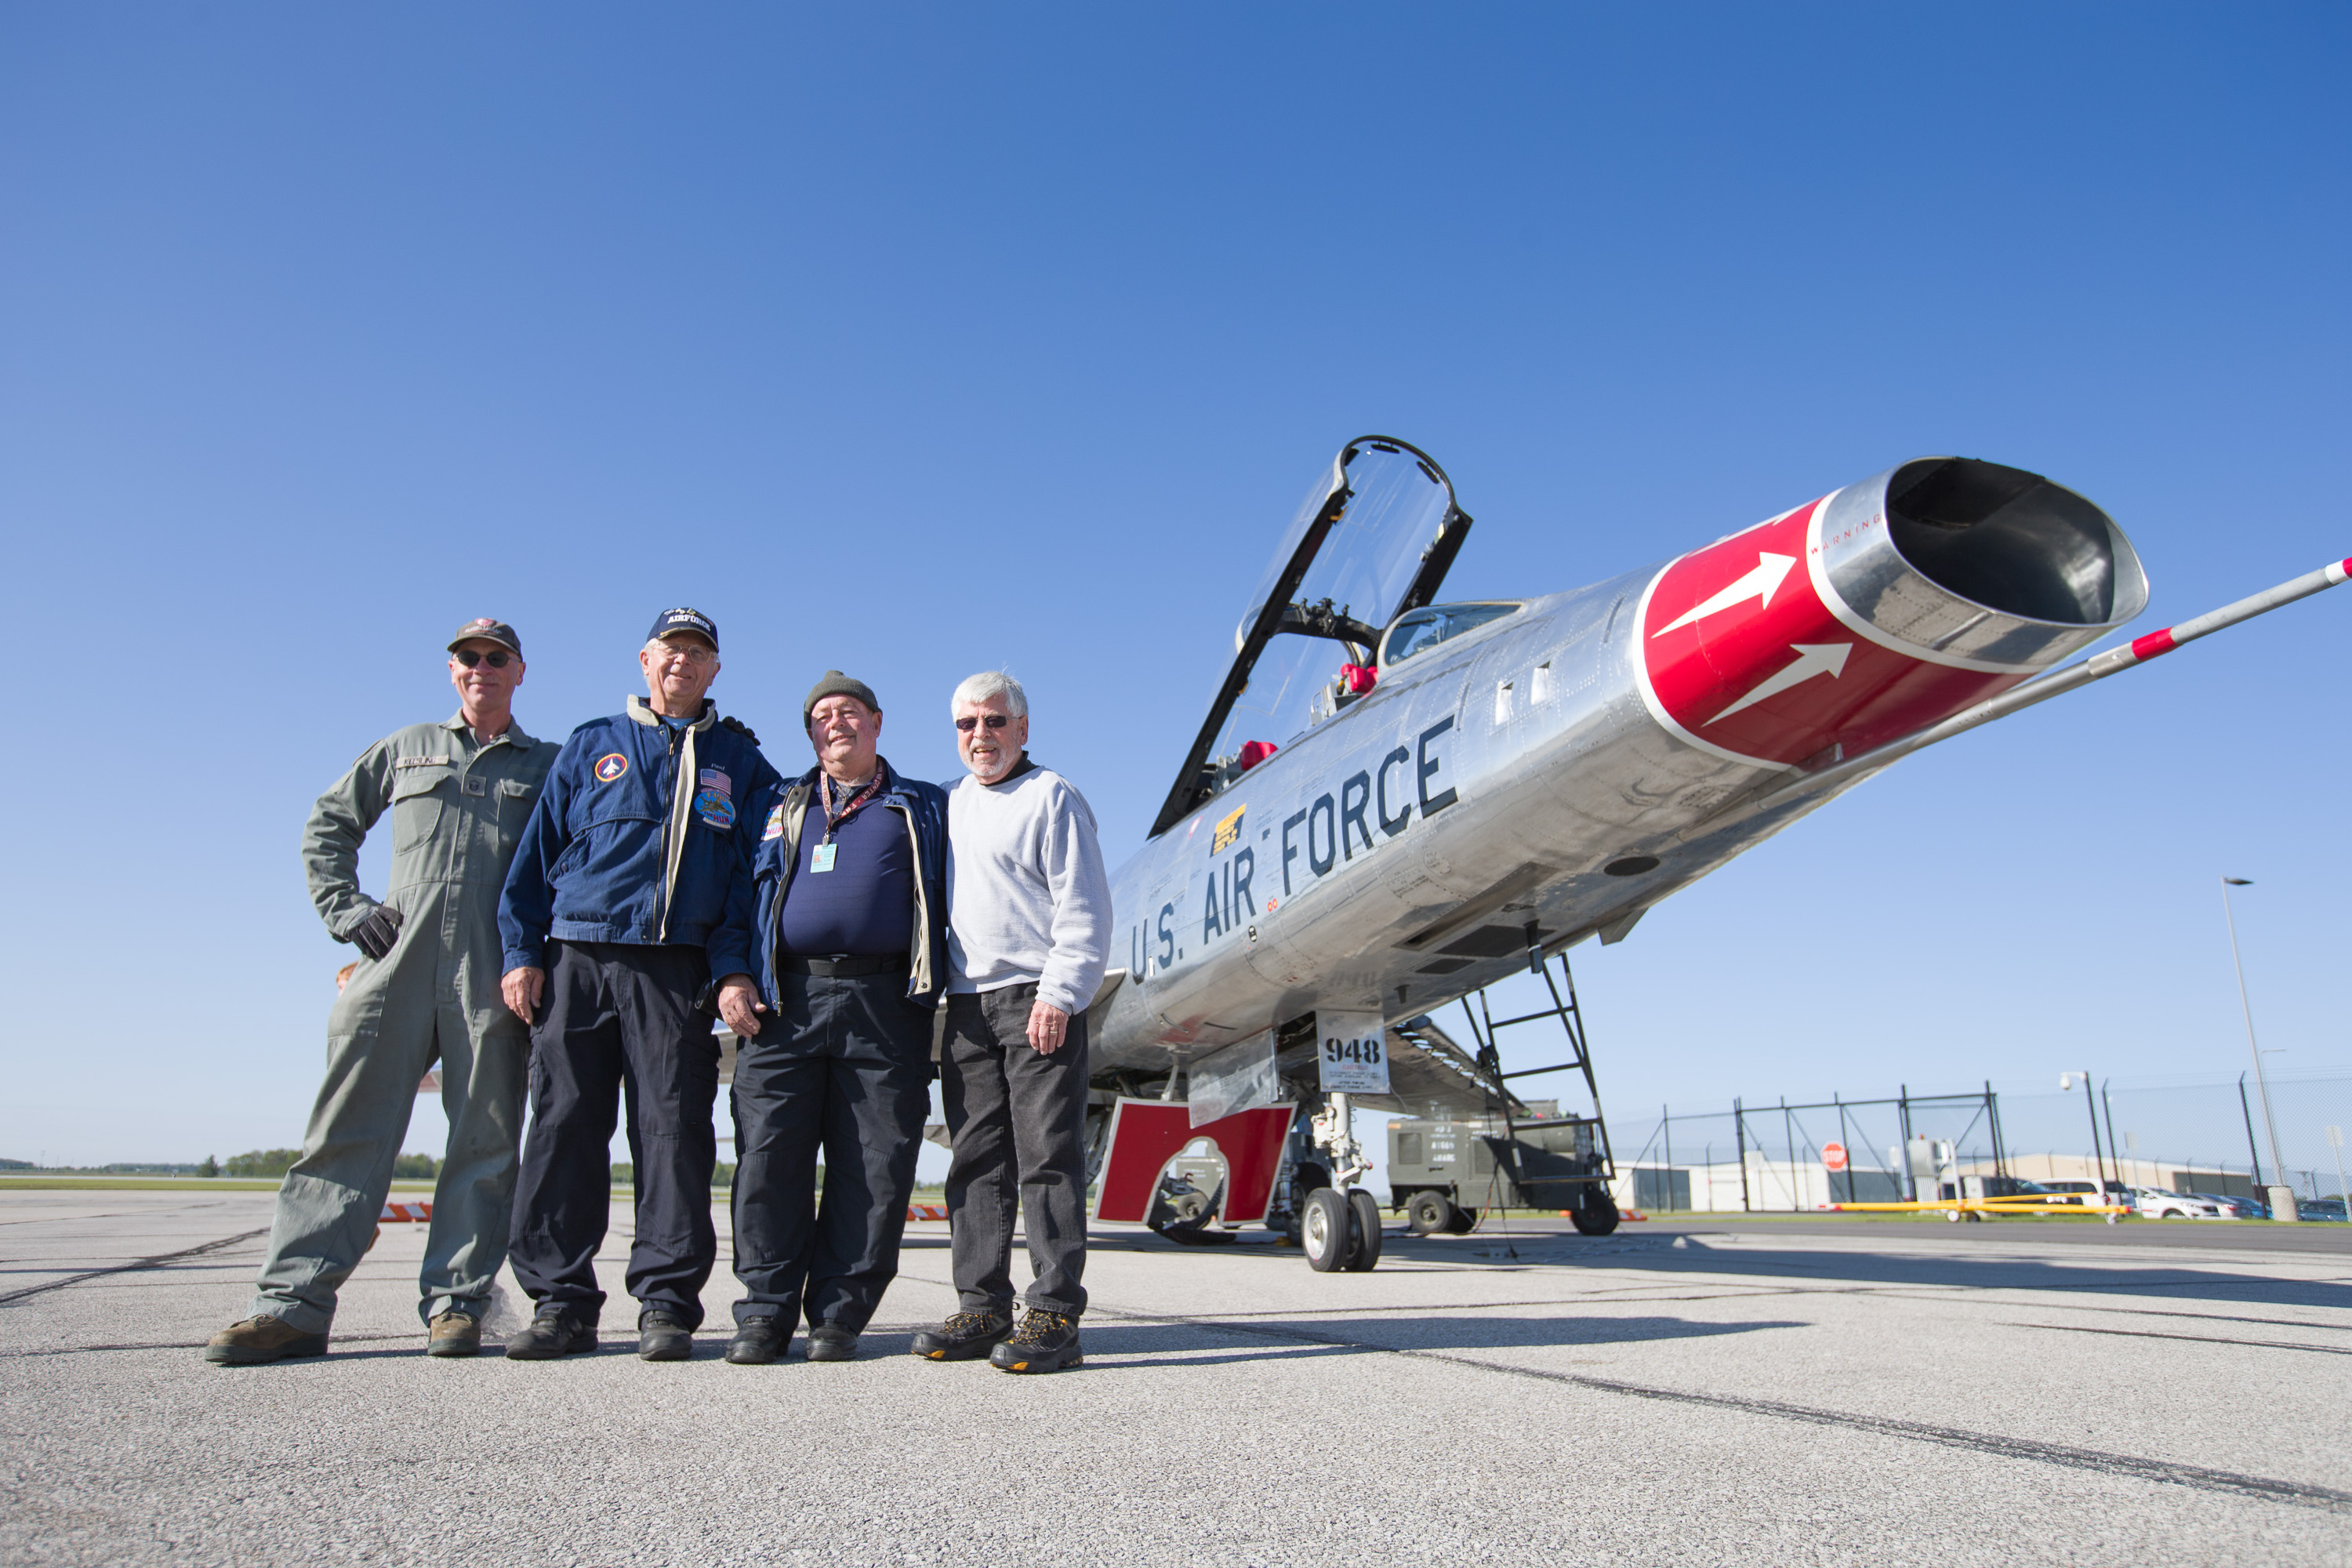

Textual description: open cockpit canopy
[1149,435,1471,838]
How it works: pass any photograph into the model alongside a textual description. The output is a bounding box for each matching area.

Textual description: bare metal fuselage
[1089,456,2148,1078]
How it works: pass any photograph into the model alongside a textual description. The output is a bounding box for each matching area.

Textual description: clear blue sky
[2,5,2345,1167]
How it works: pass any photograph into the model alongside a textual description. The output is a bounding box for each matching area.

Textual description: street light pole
[2221,877,2289,1192]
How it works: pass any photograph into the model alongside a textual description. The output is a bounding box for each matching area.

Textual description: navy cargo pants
[729,964,932,1332]
[508,940,719,1327]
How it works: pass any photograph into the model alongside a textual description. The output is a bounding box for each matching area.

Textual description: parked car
[2128,1187,2224,1219]
[2190,1192,2267,1220]
[2038,1179,2135,1210]
[2296,1197,2348,1222]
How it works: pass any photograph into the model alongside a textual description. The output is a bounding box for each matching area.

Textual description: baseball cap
[647,607,719,650]
[804,670,880,724]
[448,618,523,657]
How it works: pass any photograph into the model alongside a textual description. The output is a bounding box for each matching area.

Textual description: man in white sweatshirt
[912,671,1111,1375]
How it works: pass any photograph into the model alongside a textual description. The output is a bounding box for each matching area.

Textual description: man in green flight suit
[205,618,556,1363]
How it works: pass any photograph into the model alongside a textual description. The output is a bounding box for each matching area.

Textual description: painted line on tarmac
[1082,1301,2352,1515]
[0,1229,269,1308]
[2012,1321,2352,1356]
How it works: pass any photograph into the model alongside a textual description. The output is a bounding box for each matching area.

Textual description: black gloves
[343,904,405,960]
[719,714,760,746]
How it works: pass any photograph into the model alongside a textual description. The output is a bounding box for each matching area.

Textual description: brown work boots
[202,1314,328,1366]
[426,1310,481,1357]
[202,1310,483,1363]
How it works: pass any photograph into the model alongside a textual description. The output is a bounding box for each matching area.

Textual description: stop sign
[1822,1142,1850,1172]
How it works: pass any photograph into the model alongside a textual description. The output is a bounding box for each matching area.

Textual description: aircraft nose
[1636,460,2143,769]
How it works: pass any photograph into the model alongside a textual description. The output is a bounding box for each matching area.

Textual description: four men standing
[214,616,1107,1374]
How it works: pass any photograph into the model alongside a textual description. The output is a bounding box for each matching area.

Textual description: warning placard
[1316,1010,1389,1095]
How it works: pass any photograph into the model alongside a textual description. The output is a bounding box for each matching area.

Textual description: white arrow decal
[1707,642,1853,724]
[1651,552,1797,638]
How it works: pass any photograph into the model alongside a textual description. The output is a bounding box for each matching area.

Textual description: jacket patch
[695,766,735,829]
[762,804,785,840]
[397,755,456,770]
[593,753,630,784]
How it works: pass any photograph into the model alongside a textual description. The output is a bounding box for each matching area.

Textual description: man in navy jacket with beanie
[723,670,948,1366]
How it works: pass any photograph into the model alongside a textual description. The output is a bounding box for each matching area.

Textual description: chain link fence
[1608,1069,2351,1212]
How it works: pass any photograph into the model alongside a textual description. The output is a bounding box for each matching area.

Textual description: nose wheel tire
[1344,1189,1384,1271]
[1301,1188,1352,1272]
[1570,1192,1621,1237]
[1406,1190,1454,1236]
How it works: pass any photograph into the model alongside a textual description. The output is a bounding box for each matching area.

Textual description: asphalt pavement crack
[0,1229,269,1308]
[1073,1294,2352,1515]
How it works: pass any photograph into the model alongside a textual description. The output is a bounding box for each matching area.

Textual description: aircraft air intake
[1635,457,2147,770]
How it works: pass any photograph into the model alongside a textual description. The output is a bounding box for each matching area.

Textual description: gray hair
[951,670,1028,718]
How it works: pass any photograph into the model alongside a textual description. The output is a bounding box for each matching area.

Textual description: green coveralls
[250,713,552,1332]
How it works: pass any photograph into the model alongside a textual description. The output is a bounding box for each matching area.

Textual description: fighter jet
[1077,435,2347,1271]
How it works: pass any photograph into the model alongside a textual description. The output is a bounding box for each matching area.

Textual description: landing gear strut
[1298,1091,1385,1272]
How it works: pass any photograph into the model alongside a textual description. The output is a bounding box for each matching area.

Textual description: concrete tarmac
[2,1191,2347,1566]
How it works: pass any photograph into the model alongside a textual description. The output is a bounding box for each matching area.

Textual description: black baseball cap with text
[647,607,719,650]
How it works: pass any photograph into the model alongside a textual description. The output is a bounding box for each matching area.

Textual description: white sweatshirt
[945,761,1113,1015]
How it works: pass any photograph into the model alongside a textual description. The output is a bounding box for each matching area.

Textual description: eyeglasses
[452,649,513,669]
[955,714,1013,732]
[654,642,717,666]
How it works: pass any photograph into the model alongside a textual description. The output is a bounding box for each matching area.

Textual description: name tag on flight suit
[811,842,837,873]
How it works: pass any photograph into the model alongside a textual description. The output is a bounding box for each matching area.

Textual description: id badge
[811,842,837,873]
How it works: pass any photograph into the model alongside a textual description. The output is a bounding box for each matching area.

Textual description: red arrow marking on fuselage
[1650,552,1797,638]
[1708,642,1853,724]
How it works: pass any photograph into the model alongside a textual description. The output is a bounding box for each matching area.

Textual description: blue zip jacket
[750,760,950,1009]
[499,697,783,981]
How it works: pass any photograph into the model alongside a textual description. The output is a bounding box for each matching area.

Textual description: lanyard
[818,763,887,844]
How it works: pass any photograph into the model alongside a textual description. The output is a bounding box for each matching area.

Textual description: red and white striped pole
[1761,556,2352,811]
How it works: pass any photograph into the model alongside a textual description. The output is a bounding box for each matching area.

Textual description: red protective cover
[1093,1099,1298,1225]
[1340,663,1378,695]
[1235,739,1279,772]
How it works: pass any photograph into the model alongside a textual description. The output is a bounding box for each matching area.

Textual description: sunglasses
[452,649,514,669]
[955,714,1013,732]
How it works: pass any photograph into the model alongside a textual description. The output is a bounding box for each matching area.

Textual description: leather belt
[780,953,909,978]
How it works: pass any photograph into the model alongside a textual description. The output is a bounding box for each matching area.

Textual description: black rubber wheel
[1446,1207,1479,1234]
[1301,1187,1352,1272]
[1406,1190,1453,1236]
[1345,1189,1383,1271]
[1570,1190,1621,1236]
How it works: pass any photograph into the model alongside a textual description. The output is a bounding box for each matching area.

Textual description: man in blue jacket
[496,608,781,1362]
[724,671,948,1365]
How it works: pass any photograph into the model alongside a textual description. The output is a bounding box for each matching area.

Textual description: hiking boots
[504,1308,597,1359]
[726,1316,790,1366]
[989,1309,1082,1374]
[804,1323,860,1362]
[637,1309,694,1361]
[203,1314,328,1366]
[426,1311,481,1359]
[910,1308,1014,1362]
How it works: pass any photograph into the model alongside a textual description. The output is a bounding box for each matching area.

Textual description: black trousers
[508,940,718,1327]
[729,970,932,1332]
[942,983,1089,1317]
